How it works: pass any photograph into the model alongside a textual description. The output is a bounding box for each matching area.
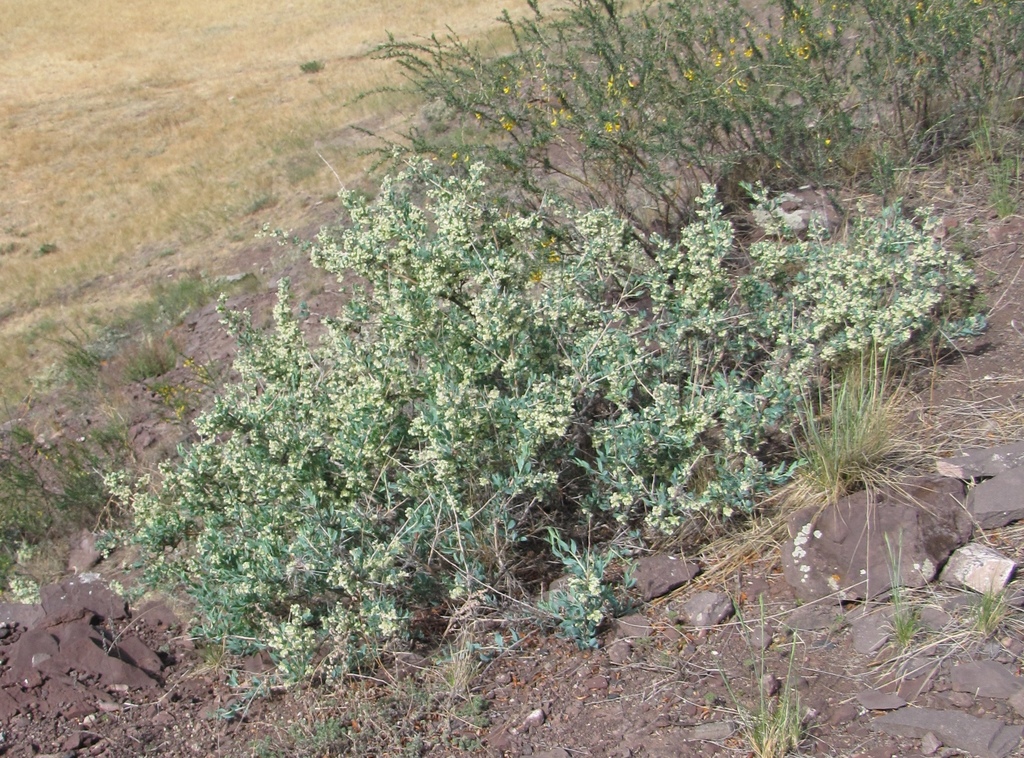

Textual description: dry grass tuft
[782,353,924,510]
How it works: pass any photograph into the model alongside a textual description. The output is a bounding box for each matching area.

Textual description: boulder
[780,476,971,602]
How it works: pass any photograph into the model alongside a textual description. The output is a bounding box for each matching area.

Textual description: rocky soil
[0,197,1023,757]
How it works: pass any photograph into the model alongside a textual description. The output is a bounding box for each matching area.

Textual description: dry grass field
[0,0,526,403]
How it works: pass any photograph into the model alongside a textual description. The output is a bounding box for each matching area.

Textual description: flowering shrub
[110,160,972,679]
[378,0,1023,230]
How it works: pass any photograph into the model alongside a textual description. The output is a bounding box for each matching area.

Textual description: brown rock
[780,476,971,602]
[135,601,180,631]
[857,689,907,711]
[967,468,1024,528]
[872,708,1022,758]
[612,614,654,639]
[936,441,1024,480]
[632,555,701,601]
[115,635,164,677]
[0,603,44,630]
[39,575,127,622]
[680,591,734,629]
[951,661,1024,699]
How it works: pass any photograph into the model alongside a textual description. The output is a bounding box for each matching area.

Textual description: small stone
[941,544,1017,594]
[857,689,907,711]
[920,732,943,756]
[613,614,654,639]
[745,623,774,651]
[495,672,512,685]
[680,591,734,629]
[632,555,701,601]
[945,691,975,708]
[584,675,609,690]
[851,612,891,655]
[152,710,175,726]
[523,707,546,729]
[681,720,737,741]
[952,661,1024,699]
[829,703,860,725]
[607,639,632,664]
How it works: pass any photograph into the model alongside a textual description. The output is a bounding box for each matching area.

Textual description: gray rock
[680,591,734,629]
[968,467,1024,528]
[951,661,1024,699]
[851,611,892,655]
[937,441,1024,480]
[523,707,546,729]
[612,614,654,639]
[872,708,1023,758]
[941,544,1017,593]
[1009,689,1024,718]
[607,639,632,664]
[632,555,700,601]
[679,720,737,741]
[857,689,907,711]
[785,603,842,631]
[920,731,943,756]
[780,476,971,602]
[745,623,775,651]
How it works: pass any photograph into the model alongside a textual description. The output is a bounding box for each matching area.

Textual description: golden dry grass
[0,0,527,402]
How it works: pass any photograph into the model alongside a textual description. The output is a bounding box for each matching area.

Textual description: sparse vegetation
[971,587,1010,638]
[727,603,805,758]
